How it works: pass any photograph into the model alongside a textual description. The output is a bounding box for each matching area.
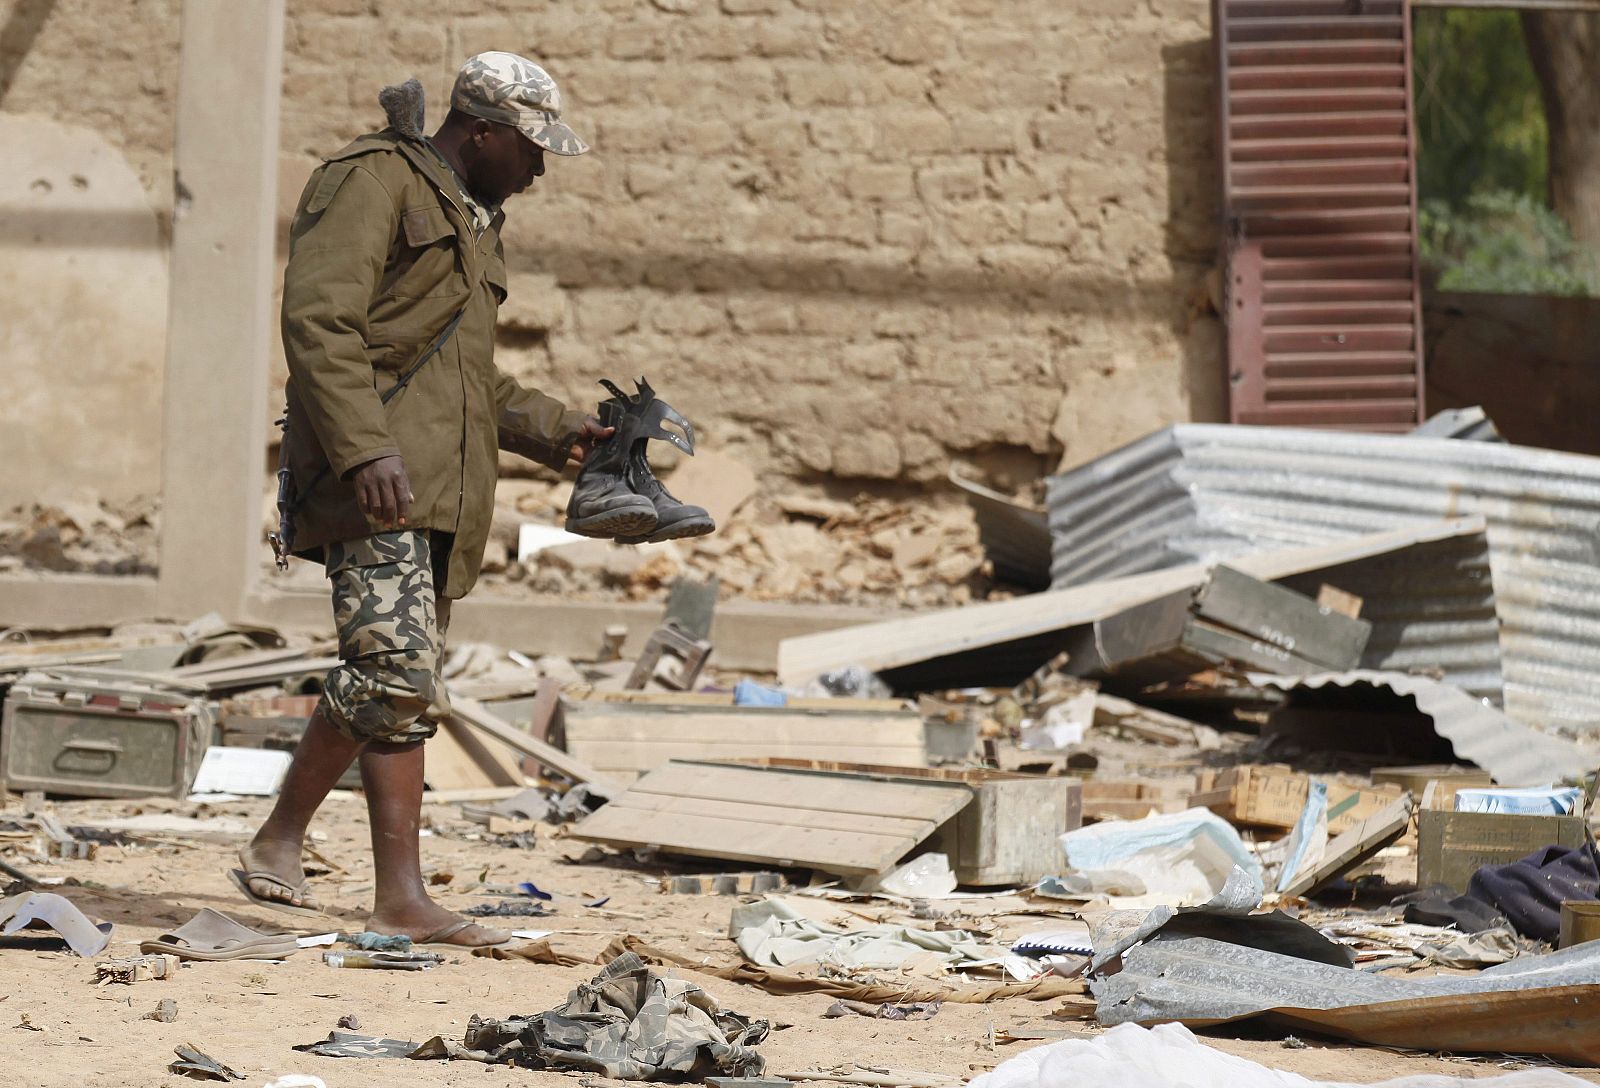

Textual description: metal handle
[63,739,124,755]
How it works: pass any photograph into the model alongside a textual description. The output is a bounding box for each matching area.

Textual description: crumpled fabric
[1427,925,1519,968]
[730,898,1001,972]
[478,936,1085,1005]
[1468,843,1600,943]
[970,1021,1594,1088]
[293,1031,418,1059]
[409,952,768,1079]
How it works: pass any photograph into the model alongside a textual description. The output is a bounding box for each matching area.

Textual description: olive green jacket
[280,127,582,598]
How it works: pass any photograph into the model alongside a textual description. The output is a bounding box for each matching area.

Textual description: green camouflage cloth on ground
[322,530,450,744]
[407,952,769,1077]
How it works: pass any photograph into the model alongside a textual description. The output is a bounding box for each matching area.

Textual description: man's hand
[350,454,413,528]
[569,415,614,464]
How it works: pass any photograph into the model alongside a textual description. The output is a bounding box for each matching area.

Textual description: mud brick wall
[2,0,1225,490]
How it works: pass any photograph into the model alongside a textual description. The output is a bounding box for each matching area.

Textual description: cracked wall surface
[0,0,1225,500]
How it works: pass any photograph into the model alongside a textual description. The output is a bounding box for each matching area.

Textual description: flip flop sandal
[227,868,326,920]
[407,919,515,951]
[140,907,300,962]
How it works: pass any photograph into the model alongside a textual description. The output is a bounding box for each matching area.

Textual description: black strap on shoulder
[381,304,467,406]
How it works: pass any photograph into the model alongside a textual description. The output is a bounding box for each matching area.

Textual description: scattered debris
[169,1044,244,1081]
[142,997,179,1023]
[96,953,180,985]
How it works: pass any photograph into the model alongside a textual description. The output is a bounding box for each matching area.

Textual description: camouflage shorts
[321,530,452,744]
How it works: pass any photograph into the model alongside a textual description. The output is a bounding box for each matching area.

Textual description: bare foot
[238,839,318,910]
[367,902,509,948]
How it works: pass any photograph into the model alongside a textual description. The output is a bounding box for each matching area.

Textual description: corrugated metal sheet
[948,469,1051,592]
[1047,424,1600,738]
[1090,933,1600,1065]
[1255,671,1591,785]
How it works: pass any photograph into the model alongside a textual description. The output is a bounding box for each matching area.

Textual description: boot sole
[564,509,659,538]
[616,518,717,546]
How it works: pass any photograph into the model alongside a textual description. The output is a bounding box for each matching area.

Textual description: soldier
[236,53,603,948]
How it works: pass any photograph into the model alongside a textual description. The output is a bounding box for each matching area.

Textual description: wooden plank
[424,723,498,792]
[423,786,528,803]
[573,807,910,875]
[563,711,924,747]
[626,761,972,821]
[567,691,905,712]
[570,744,927,780]
[562,702,927,777]
[177,656,343,692]
[570,759,977,876]
[170,644,334,677]
[777,521,1488,687]
[438,716,522,787]
[448,690,608,785]
[1282,792,1412,897]
[599,791,943,839]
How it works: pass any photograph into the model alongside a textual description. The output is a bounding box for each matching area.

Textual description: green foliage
[1413,9,1548,209]
[1419,191,1600,297]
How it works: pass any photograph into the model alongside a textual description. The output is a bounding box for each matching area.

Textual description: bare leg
[241,704,362,907]
[360,737,508,945]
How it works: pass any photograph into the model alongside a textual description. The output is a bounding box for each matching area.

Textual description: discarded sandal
[140,907,299,962]
[565,378,714,544]
[228,866,325,920]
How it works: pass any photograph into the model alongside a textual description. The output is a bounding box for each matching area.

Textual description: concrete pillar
[157,0,285,620]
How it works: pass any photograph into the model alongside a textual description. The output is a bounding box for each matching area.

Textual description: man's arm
[282,163,412,525]
[494,370,594,467]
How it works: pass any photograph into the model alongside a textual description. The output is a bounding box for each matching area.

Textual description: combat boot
[589,378,716,545]
[563,393,658,539]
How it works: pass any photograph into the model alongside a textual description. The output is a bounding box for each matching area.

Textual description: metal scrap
[1047,424,1600,739]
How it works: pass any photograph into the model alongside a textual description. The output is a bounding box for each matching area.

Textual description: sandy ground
[3,793,1597,1088]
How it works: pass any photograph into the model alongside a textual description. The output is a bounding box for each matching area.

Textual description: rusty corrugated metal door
[1215,0,1425,430]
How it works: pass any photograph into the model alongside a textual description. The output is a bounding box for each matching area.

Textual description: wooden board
[568,691,904,712]
[424,722,498,792]
[438,717,522,788]
[448,690,608,786]
[561,701,926,781]
[570,759,973,876]
[1282,792,1412,897]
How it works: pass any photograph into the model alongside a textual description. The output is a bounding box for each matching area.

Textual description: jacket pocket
[387,205,468,300]
[401,205,454,248]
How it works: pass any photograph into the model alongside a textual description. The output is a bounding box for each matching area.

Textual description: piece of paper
[296,932,339,948]
[512,929,553,940]
[517,523,587,563]
[189,746,292,796]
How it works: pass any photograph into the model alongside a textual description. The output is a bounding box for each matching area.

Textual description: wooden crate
[744,759,1080,885]
[573,758,1079,884]
[1207,764,1405,835]
[1418,809,1588,893]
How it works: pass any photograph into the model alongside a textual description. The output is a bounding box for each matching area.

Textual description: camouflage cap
[451,51,589,157]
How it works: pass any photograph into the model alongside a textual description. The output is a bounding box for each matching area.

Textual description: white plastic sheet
[1059,808,1264,908]
[968,1022,1591,1088]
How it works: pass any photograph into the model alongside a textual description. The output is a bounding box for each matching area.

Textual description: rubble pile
[5,415,1600,1083]
[483,477,995,608]
[0,494,158,577]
